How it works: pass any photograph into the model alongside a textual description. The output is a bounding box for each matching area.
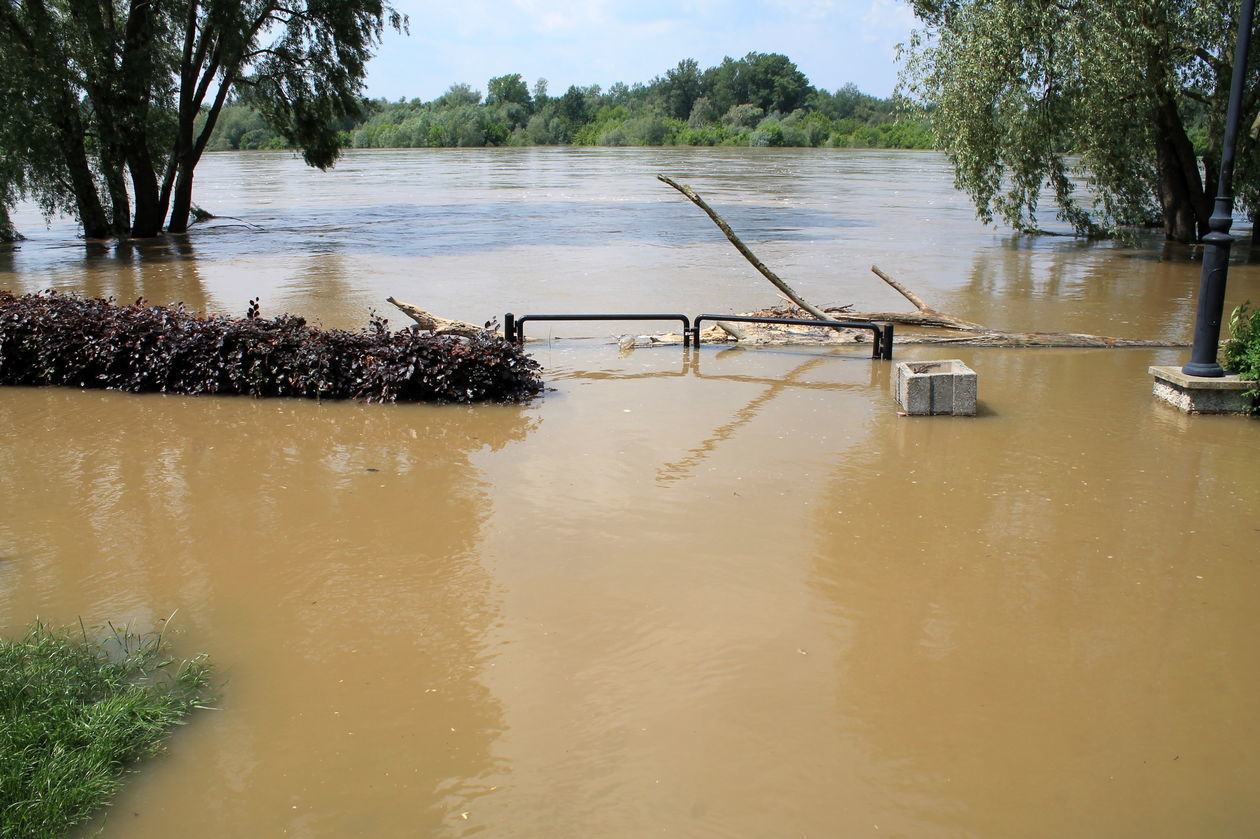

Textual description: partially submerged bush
[0,291,542,403]
[1222,300,1260,409]
[0,622,212,839]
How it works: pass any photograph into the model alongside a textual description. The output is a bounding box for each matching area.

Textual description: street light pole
[1183,0,1256,378]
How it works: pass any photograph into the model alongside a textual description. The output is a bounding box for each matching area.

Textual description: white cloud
[511,0,612,32]
[765,0,838,22]
[862,0,916,42]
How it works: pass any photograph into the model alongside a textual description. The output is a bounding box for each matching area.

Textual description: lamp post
[1183,0,1256,377]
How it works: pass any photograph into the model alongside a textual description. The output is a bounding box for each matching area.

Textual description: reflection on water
[0,391,534,837]
[1,148,1258,837]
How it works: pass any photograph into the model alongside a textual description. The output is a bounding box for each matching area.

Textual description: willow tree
[901,0,1260,242]
[0,0,404,241]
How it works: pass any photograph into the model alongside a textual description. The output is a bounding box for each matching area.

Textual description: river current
[1,148,1257,838]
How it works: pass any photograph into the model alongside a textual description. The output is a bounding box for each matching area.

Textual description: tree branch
[657,174,837,322]
[1192,46,1228,75]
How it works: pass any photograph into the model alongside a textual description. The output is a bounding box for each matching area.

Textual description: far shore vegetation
[0,621,213,839]
[203,54,933,154]
[4,0,1252,246]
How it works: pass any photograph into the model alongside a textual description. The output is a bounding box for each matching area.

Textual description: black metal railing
[692,314,893,359]
[505,312,894,359]
[506,313,693,347]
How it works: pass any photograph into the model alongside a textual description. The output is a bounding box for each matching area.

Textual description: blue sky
[363,0,918,103]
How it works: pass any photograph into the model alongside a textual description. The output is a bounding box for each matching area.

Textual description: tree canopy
[227,52,929,154]
[0,0,403,242]
[901,0,1260,242]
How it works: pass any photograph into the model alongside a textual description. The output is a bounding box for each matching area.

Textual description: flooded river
[1,148,1258,837]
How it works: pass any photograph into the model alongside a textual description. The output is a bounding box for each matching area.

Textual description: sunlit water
[1,148,1257,838]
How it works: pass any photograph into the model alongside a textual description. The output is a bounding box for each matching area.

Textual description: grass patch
[0,621,212,839]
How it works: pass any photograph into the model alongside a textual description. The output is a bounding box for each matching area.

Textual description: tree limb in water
[386,297,486,337]
[658,172,1185,347]
[861,265,1185,346]
[657,174,839,322]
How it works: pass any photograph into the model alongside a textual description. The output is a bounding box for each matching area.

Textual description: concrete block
[1150,366,1257,414]
[896,359,977,416]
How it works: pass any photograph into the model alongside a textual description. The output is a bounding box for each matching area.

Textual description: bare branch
[657,174,836,322]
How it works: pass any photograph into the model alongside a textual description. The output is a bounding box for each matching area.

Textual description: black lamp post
[1183,0,1256,378]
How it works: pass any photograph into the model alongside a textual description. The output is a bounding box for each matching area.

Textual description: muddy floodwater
[1,148,1258,837]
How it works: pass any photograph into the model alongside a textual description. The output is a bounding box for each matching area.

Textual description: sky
[363,0,919,104]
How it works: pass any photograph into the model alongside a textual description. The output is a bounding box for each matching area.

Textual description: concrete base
[896,359,977,416]
[1150,366,1257,414]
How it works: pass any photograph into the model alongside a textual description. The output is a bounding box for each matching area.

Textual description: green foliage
[657,58,703,120]
[572,106,630,145]
[204,55,929,153]
[722,104,765,129]
[1222,301,1260,407]
[203,104,282,151]
[0,0,404,238]
[486,74,532,110]
[0,622,212,839]
[902,0,1260,241]
[702,52,812,115]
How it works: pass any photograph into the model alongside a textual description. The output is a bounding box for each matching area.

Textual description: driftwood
[386,297,485,337]
[862,265,1184,347]
[658,175,839,323]
[659,174,1188,349]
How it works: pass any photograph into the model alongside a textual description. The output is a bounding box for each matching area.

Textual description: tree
[0,0,404,241]
[531,78,549,105]
[902,0,1259,242]
[659,58,703,120]
[436,83,482,107]
[701,52,812,117]
[555,84,594,139]
[486,73,531,109]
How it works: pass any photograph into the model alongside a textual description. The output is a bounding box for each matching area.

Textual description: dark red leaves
[0,291,542,404]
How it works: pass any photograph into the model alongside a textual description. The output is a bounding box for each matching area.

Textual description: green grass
[0,621,212,839]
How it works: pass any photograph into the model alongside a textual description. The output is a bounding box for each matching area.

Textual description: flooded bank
[2,148,1258,836]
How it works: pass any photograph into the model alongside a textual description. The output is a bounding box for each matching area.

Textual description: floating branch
[387,297,487,337]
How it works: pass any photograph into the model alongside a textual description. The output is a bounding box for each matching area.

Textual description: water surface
[1,148,1257,838]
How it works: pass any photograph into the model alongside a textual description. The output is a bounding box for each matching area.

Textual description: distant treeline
[205,53,932,153]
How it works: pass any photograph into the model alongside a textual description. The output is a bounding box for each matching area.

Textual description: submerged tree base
[0,622,213,839]
[0,292,543,403]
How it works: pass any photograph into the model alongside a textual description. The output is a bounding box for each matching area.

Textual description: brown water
[2,148,1258,838]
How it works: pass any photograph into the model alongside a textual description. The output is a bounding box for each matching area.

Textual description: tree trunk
[13,0,111,238]
[167,84,232,232]
[129,159,164,237]
[167,165,197,234]
[166,25,239,233]
[101,153,131,236]
[1153,96,1210,242]
[120,0,163,237]
[51,104,111,239]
